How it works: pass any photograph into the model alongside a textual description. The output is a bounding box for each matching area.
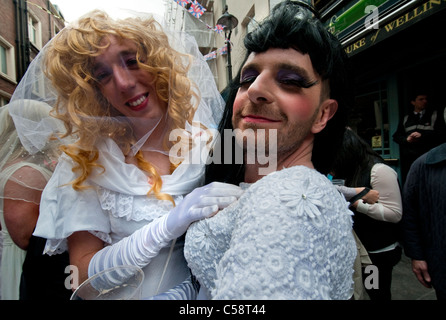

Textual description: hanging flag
[26,1,64,21]
[204,51,217,60]
[174,0,191,8]
[188,0,206,19]
[214,24,224,34]
[171,0,227,42]
[218,46,228,55]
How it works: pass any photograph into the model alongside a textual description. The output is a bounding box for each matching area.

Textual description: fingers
[199,196,240,209]
[189,205,219,220]
[198,182,243,209]
[415,272,432,288]
[184,182,244,222]
[201,181,244,197]
[412,260,432,288]
[418,268,432,288]
[189,182,243,206]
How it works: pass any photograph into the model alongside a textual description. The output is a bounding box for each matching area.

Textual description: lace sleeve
[211,167,356,300]
[184,201,238,295]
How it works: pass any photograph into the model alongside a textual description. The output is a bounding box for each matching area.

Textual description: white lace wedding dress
[184,165,357,300]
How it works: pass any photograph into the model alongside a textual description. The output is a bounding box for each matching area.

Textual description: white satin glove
[88,182,243,291]
[165,182,244,239]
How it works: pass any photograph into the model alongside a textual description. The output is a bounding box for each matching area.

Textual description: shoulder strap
[348,187,370,206]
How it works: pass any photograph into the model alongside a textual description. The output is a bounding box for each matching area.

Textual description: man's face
[411,95,428,112]
[232,48,335,160]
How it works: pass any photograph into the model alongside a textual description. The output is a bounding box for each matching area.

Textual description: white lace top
[184,166,357,300]
[34,137,205,297]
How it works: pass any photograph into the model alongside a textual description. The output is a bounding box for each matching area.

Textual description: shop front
[317,0,446,177]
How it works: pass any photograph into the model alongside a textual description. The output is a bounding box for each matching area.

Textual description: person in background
[8,10,241,299]
[331,128,403,300]
[402,142,446,300]
[0,100,67,300]
[393,91,442,183]
[334,182,379,300]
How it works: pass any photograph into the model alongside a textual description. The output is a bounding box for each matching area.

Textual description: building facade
[165,0,446,179]
[317,0,446,174]
[0,0,65,107]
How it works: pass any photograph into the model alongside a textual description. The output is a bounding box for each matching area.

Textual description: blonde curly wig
[43,10,198,202]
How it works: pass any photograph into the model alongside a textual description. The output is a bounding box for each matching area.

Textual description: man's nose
[247,74,273,103]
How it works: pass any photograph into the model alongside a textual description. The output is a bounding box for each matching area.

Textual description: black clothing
[362,246,402,300]
[402,143,446,299]
[19,236,72,300]
[393,108,440,182]
[349,161,402,300]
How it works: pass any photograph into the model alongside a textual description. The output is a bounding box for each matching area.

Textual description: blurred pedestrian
[402,142,446,300]
[393,91,442,183]
[331,128,403,300]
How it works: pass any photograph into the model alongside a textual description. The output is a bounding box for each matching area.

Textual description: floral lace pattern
[97,187,179,222]
[184,166,356,300]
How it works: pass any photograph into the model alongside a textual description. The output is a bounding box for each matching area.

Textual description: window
[242,5,257,35]
[53,23,61,37]
[0,95,10,107]
[28,12,42,49]
[0,45,6,74]
[351,81,391,158]
[0,36,16,81]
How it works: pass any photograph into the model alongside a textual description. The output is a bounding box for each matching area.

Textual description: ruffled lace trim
[97,187,181,222]
[43,230,112,255]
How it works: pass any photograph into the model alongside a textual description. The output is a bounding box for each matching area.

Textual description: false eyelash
[238,77,256,87]
[238,77,319,89]
[281,79,319,89]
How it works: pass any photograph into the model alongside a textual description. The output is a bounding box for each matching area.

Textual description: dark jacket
[393,108,440,160]
[402,143,446,290]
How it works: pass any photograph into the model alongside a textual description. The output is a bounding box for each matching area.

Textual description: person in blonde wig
[44,10,197,200]
[9,10,242,299]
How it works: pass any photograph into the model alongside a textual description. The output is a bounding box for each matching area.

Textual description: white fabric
[165,182,243,239]
[335,185,358,200]
[355,163,402,223]
[34,135,207,298]
[184,166,357,300]
[86,179,241,299]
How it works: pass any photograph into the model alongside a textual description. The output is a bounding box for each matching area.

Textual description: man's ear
[311,99,338,134]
